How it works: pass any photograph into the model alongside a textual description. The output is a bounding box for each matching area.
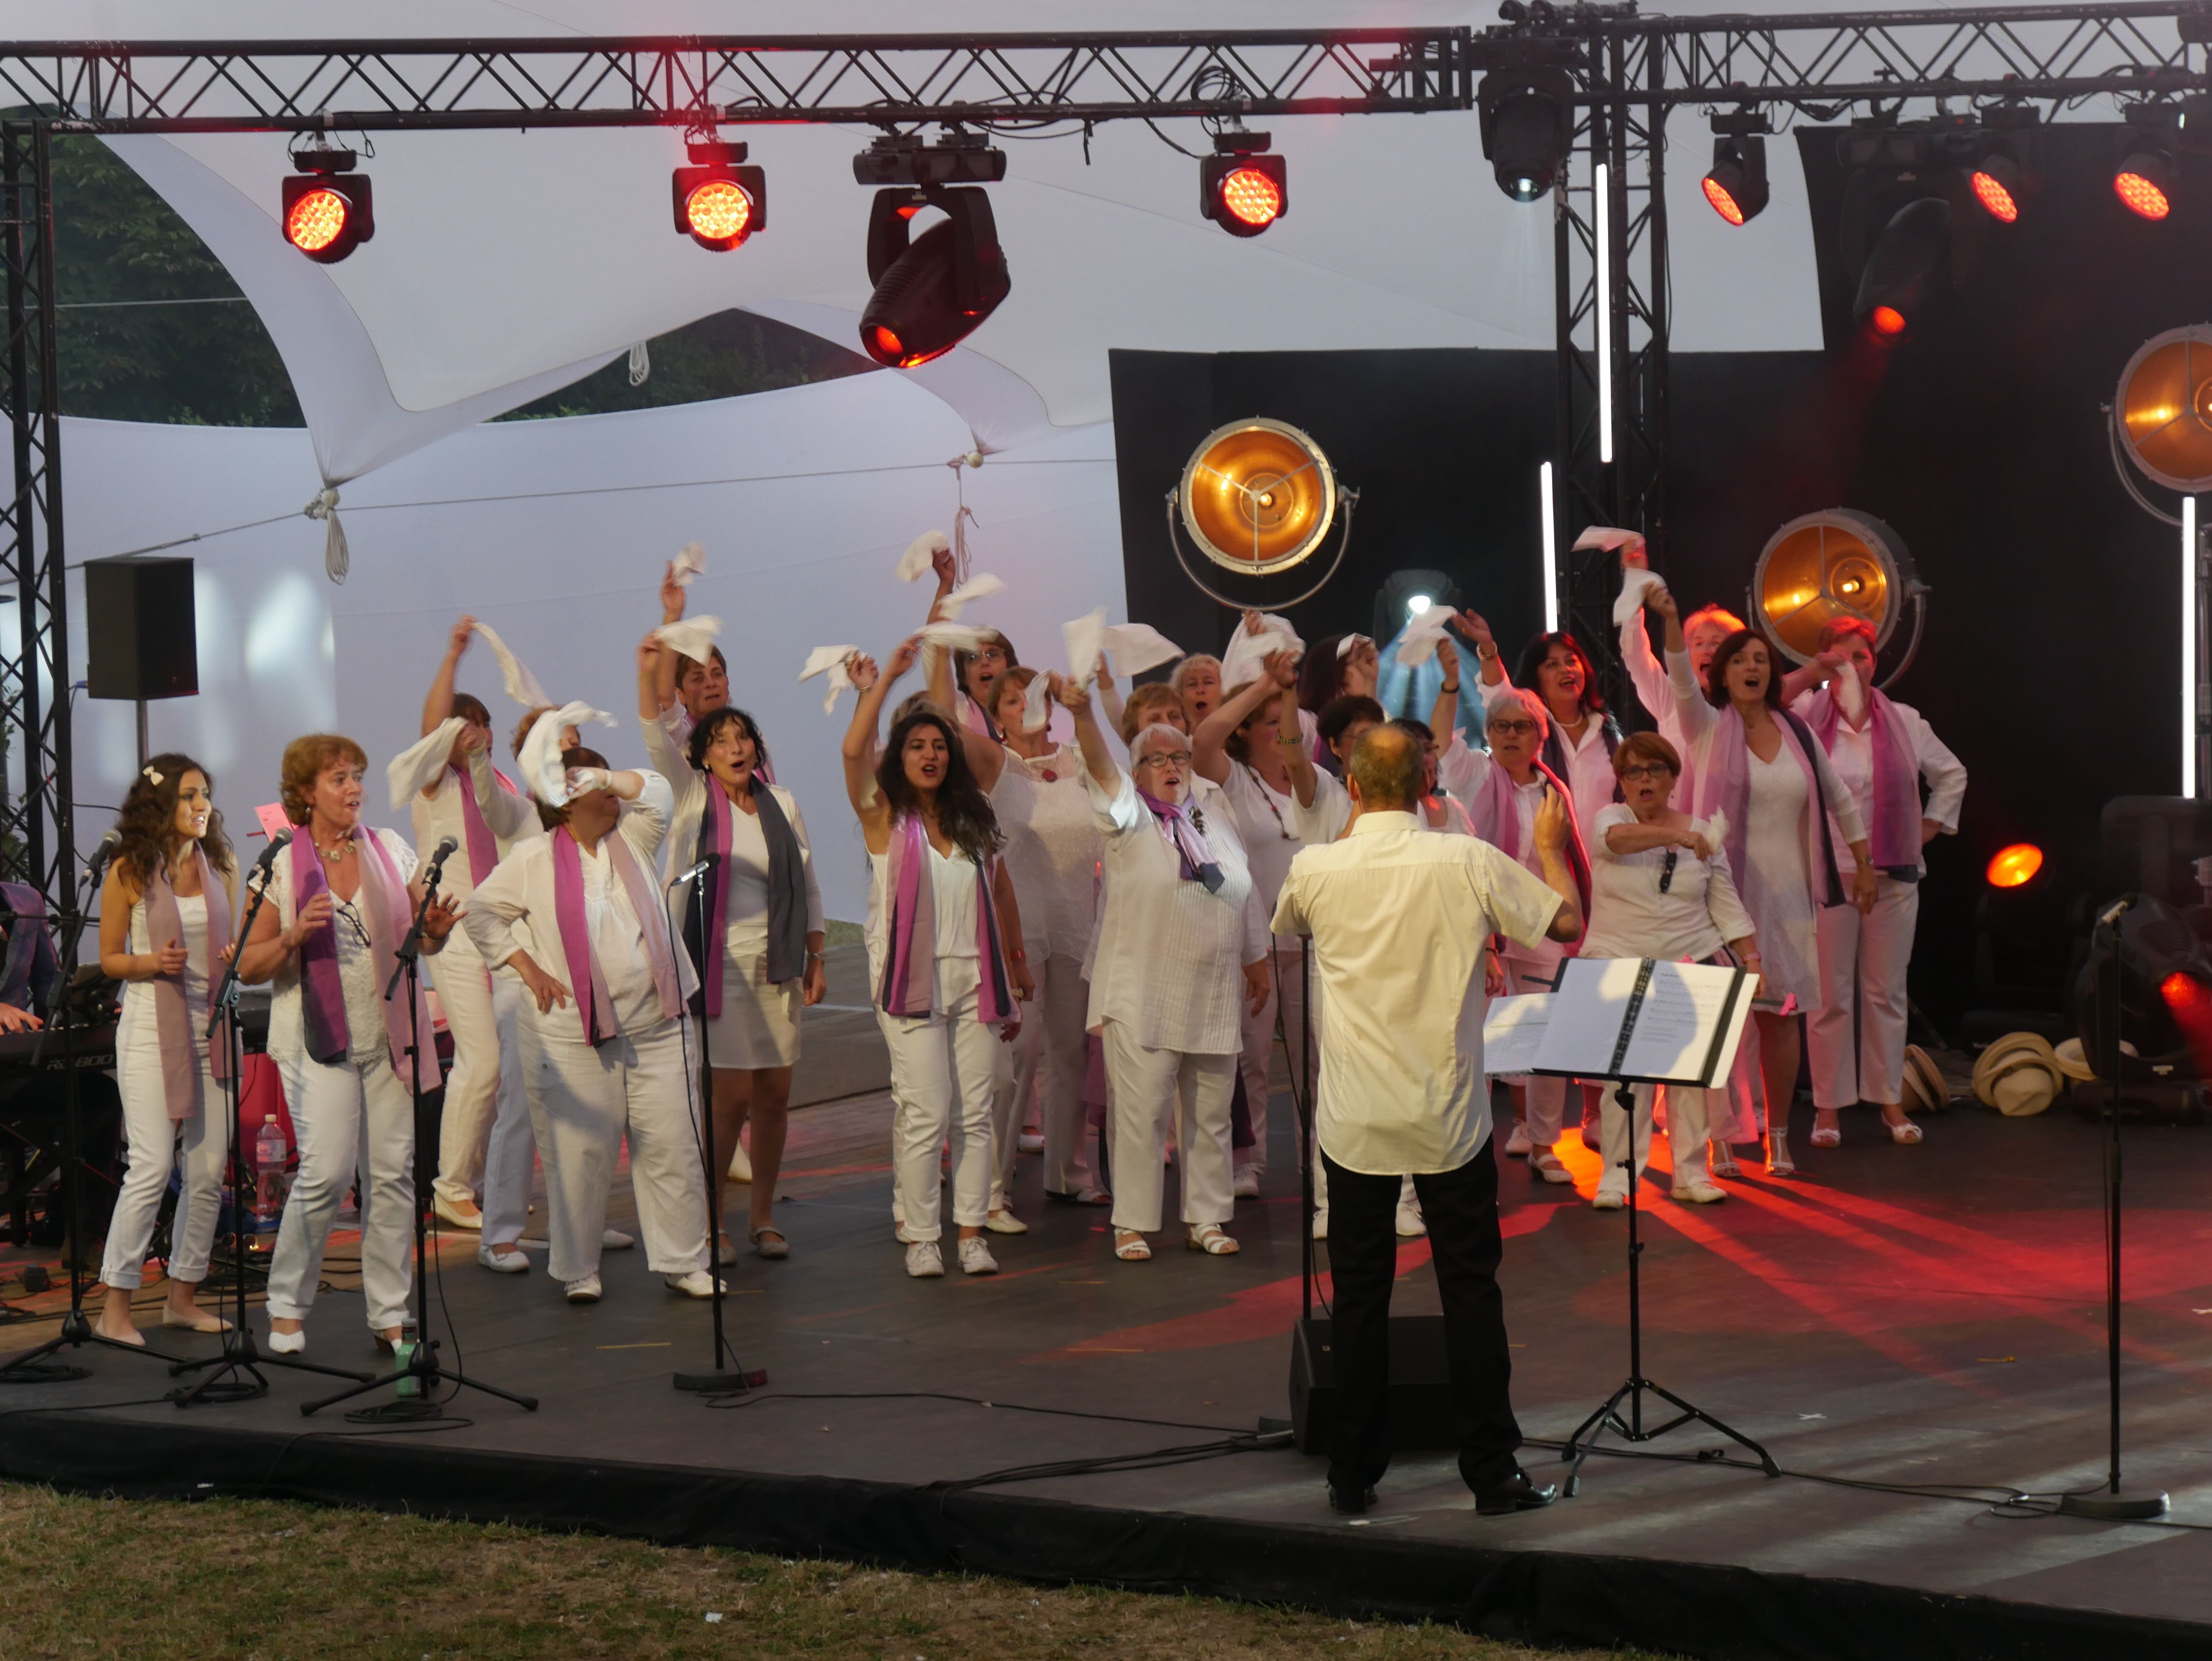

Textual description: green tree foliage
[497,308,874,420]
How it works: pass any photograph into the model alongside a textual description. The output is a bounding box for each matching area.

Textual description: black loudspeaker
[1288,1316,1460,1454]
[85,555,197,700]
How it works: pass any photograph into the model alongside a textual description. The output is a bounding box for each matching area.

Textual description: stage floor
[5,1080,2212,1655]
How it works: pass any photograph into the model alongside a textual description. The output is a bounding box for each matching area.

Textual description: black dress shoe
[1474,1469,1559,1516]
[1329,1483,1378,1515]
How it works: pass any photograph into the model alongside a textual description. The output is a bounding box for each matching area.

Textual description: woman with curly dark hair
[842,635,1032,1280]
[93,754,238,1344]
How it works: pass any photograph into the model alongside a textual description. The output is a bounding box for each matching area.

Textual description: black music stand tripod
[0,849,191,1384]
[301,845,536,1419]
[170,843,372,1405]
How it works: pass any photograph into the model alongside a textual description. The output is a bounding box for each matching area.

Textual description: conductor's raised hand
[1533,783,1571,854]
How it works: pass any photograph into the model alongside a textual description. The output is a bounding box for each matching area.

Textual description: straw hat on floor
[1899,1045,1949,1113]
[1974,1032,2061,1117]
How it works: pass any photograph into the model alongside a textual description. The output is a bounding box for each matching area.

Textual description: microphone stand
[301,845,536,1419]
[666,850,759,1394]
[171,842,372,1404]
[0,842,189,1382]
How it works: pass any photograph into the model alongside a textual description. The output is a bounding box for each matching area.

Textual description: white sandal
[1114,1230,1151,1262]
[1887,1118,1924,1145]
[1186,1224,1240,1256]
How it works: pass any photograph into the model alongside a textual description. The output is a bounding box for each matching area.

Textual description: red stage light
[1969,168,2020,223]
[1870,304,1908,338]
[2161,970,2196,1008]
[1701,174,1747,226]
[2115,165,2171,221]
[671,142,768,251]
[1199,145,1288,237]
[280,154,374,264]
[1218,165,1284,229]
[683,178,754,246]
[1985,843,2043,888]
[284,187,349,254]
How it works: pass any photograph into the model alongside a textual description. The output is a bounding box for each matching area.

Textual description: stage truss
[2,11,2209,896]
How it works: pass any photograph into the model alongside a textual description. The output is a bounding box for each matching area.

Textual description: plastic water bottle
[253,1117,287,1227]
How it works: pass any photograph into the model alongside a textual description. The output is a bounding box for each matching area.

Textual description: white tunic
[408,747,536,900]
[1477,675,1616,852]
[257,826,420,1069]
[988,743,1100,963]
[1582,805,1755,963]
[1743,750,1821,1005]
[864,835,989,1010]
[1085,769,1267,1055]
[1788,693,1967,878]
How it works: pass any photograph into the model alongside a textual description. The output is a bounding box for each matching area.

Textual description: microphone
[2099,896,2136,929]
[253,828,294,875]
[423,835,460,883]
[85,827,121,876]
[670,852,723,886]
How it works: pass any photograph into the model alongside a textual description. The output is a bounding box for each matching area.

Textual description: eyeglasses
[1620,763,1674,781]
[1136,750,1192,769]
[1488,719,1539,738]
[1658,849,1679,894]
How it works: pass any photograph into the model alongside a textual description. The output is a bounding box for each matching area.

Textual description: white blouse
[638,714,825,942]
[255,826,419,1069]
[408,746,537,900]
[1581,805,1756,964]
[989,743,1100,963]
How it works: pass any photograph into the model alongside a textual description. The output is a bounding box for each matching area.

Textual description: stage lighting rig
[1478,64,1573,202]
[282,146,373,263]
[672,140,766,250]
[1852,196,1950,339]
[2115,118,2178,220]
[1200,132,1287,237]
[854,132,1011,369]
[1701,112,1771,226]
[1749,508,1926,684]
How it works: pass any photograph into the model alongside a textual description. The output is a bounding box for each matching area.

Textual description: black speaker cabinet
[1288,1316,1460,1454]
[85,555,197,701]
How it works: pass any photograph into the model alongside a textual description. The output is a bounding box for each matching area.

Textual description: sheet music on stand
[1482,958,1753,1087]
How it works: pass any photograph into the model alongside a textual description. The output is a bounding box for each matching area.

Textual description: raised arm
[1056,672,1120,790]
[651,559,685,714]
[1427,635,1461,738]
[1193,650,1294,784]
[1093,654,1125,744]
[844,638,915,843]
[1448,609,1507,688]
[421,616,474,736]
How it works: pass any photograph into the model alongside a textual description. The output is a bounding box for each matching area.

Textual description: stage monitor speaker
[85,555,197,701]
[1288,1316,1460,1454]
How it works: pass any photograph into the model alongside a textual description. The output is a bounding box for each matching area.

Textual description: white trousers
[431,932,503,1211]
[266,1049,415,1333]
[1235,945,1304,1175]
[476,975,538,1244]
[1103,1019,1236,1235]
[99,1036,225,1291]
[1499,945,1567,1147]
[881,991,1001,1240]
[1597,1082,1712,1189]
[520,1016,707,1285]
[999,951,1091,1204]
[1810,876,1919,1109]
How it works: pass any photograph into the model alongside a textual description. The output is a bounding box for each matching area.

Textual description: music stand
[299,844,536,1419]
[170,844,372,1404]
[1505,956,1781,1492]
[0,853,188,1383]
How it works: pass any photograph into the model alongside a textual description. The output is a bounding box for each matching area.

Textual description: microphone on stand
[84,827,121,880]
[253,828,295,875]
[422,835,459,888]
[2098,895,2137,929]
[670,852,724,887]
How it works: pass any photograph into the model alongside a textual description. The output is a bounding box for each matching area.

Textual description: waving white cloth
[387,718,465,811]
[1574,525,1646,555]
[1614,567,1666,627]
[470,621,551,710]
[670,540,706,587]
[653,615,723,666]
[1394,606,1459,667]
[1220,612,1303,691]
[935,572,1005,620]
[1020,611,1186,733]
[799,644,862,714]
[517,700,617,806]
[896,530,949,582]
[1336,632,1373,659]
[918,620,996,654]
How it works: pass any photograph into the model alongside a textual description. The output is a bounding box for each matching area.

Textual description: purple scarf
[143,846,232,1120]
[1462,756,1592,943]
[1690,704,1844,908]
[876,813,1014,1023]
[552,824,683,1045]
[448,760,512,889]
[290,828,440,1091]
[1135,785,1225,894]
[687,778,809,1018]
[1806,685,1921,876]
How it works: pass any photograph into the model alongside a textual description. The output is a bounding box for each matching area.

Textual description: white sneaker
[476,1242,528,1274]
[664,1269,724,1298]
[266,1326,305,1355]
[728,1142,753,1183]
[1310,1207,1329,1241]
[1671,1179,1728,1204]
[1503,1123,1532,1158]
[1017,1132,1044,1154]
[564,1275,602,1303]
[602,1229,634,1250]
[958,1236,999,1276]
[1232,1167,1261,1200]
[983,1209,1028,1235]
[1394,1203,1428,1238]
[1593,1176,1628,1211]
[905,1240,945,1279]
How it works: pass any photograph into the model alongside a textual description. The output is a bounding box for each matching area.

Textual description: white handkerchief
[1834,657,1867,722]
[1614,567,1665,627]
[1102,622,1182,679]
[1573,525,1646,554]
[936,572,1005,620]
[1336,632,1373,659]
[671,541,706,586]
[471,621,550,711]
[1394,606,1457,667]
[918,620,994,654]
[1220,612,1303,691]
[387,718,463,810]
[518,700,617,806]
[1702,809,1730,855]
[799,645,861,714]
[896,530,948,582]
[654,616,722,666]
[1062,610,1107,689]
[1021,667,1053,734]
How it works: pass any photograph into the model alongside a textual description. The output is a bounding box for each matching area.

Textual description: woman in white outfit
[1060,675,1270,1264]
[931,658,1104,1220]
[237,735,461,1355]
[1581,732,1762,1209]
[1468,629,1620,849]
[1671,626,1878,1176]
[94,755,238,1344]
[401,617,538,1264]
[842,637,1033,1279]
[461,741,719,1305]
[1793,615,1965,1149]
[638,641,827,1260]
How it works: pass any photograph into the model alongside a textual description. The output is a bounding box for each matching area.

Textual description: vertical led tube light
[1540,462,1559,633]
[1595,161,1613,466]
[2186,495,2199,797]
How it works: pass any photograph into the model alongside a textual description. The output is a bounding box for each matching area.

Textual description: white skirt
[704,928,802,1069]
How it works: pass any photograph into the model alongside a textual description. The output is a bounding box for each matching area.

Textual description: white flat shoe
[1531,1150,1574,1186]
[602,1229,634,1250]
[958,1236,999,1276]
[1503,1123,1532,1158]
[266,1326,306,1355]
[665,1270,724,1298]
[477,1242,529,1273]
[432,1194,484,1231]
[905,1241,944,1279]
[564,1275,602,1303]
[1672,1180,1727,1204]
[1232,1168,1261,1199]
[983,1209,1028,1235]
[1394,1204,1428,1238]
[1592,1182,1627,1212]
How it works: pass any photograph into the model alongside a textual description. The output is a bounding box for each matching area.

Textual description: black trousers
[1321,1141,1523,1494]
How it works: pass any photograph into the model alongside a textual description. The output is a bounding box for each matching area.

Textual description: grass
[0,1482,1656,1661]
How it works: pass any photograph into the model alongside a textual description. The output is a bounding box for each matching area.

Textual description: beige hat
[2052,1037,2094,1083]
[1974,1032,2058,1106]
[1991,1061,2059,1117]
[1901,1045,1948,1112]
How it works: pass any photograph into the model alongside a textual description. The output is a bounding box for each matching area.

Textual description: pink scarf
[448,760,520,888]
[143,846,232,1121]
[1805,685,1921,875]
[876,813,1014,1023]
[1690,705,1844,907]
[1135,785,1224,893]
[1462,756,1592,942]
[290,828,440,1091]
[551,824,683,1044]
